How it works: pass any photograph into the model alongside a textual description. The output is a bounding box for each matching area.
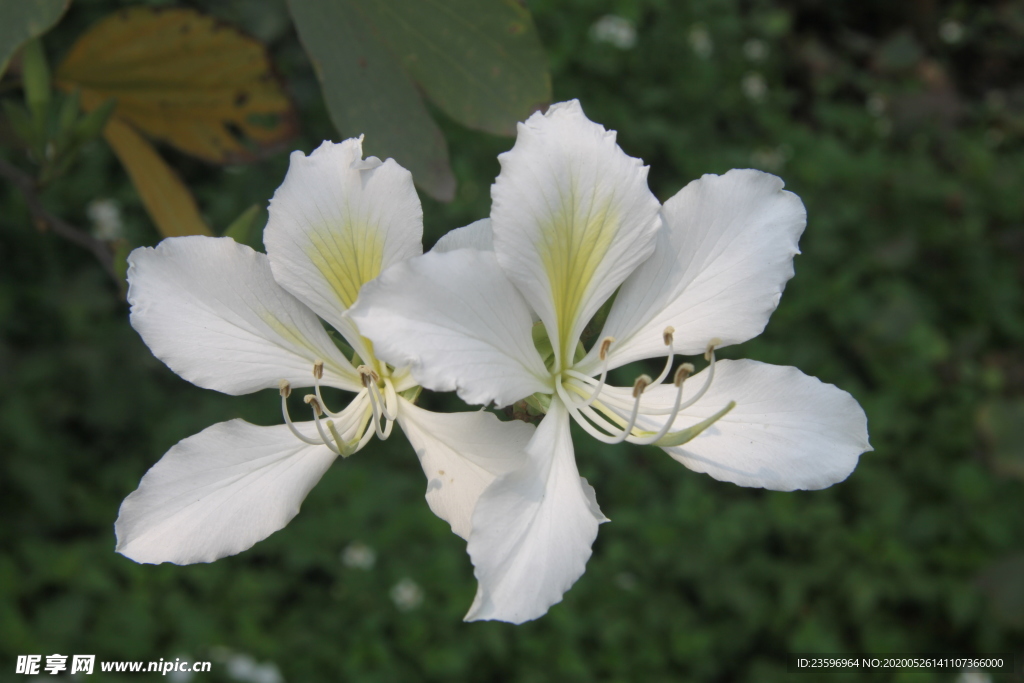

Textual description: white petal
[491,100,661,368]
[263,138,423,341]
[115,420,338,564]
[349,249,551,407]
[587,170,805,371]
[397,397,532,540]
[465,400,607,623]
[431,218,493,253]
[600,359,870,490]
[127,236,360,395]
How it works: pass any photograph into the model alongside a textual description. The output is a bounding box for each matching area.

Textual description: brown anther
[705,337,722,361]
[278,379,292,398]
[632,374,653,399]
[303,394,323,416]
[663,326,675,346]
[356,364,380,386]
[599,336,615,361]
[674,363,695,387]
[313,360,324,380]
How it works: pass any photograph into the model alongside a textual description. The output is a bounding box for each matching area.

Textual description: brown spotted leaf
[55,7,297,164]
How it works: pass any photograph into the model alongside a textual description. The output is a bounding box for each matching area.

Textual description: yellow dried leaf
[55,7,296,163]
[104,117,211,237]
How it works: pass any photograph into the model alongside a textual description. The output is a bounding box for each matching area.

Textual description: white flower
[341,541,376,570]
[115,139,533,565]
[688,24,713,59]
[589,15,637,50]
[390,577,424,611]
[350,100,871,623]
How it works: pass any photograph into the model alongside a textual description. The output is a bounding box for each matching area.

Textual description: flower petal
[115,419,338,564]
[599,359,870,490]
[349,249,551,407]
[431,218,493,253]
[127,236,360,395]
[397,398,532,540]
[587,170,805,371]
[465,399,607,623]
[491,100,661,368]
[263,138,423,340]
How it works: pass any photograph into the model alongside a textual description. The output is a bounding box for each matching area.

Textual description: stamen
[678,347,717,412]
[674,363,695,386]
[358,365,396,438]
[356,364,380,384]
[630,365,694,446]
[563,336,615,408]
[304,393,323,416]
[305,395,342,455]
[705,337,722,362]
[279,380,321,445]
[650,326,677,385]
[311,361,347,417]
[632,374,652,398]
[556,374,650,445]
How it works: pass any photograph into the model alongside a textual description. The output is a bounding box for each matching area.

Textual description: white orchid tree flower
[350,100,872,624]
[115,139,534,565]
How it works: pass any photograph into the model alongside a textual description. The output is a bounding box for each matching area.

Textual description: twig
[0,157,118,281]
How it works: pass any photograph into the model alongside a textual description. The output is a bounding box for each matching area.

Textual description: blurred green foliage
[2,0,1024,681]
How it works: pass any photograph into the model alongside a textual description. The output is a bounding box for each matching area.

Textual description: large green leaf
[354,0,551,136]
[286,0,551,202]
[0,0,69,78]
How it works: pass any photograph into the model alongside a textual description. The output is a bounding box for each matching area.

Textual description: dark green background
[2,0,1023,681]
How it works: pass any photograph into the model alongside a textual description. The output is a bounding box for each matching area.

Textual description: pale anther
[632,374,652,399]
[357,364,380,386]
[278,379,292,398]
[663,326,675,346]
[304,394,323,417]
[313,360,324,380]
[705,337,722,361]
[599,336,615,361]
[674,363,695,387]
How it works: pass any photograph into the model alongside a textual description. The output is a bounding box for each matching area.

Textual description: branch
[0,157,118,281]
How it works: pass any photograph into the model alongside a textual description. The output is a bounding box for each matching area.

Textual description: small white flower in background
[939,19,964,44]
[168,657,194,683]
[750,145,790,173]
[866,93,887,117]
[390,577,424,611]
[86,198,123,241]
[211,650,283,683]
[227,656,283,683]
[688,24,713,59]
[956,672,991,683]
[743,38,768,62]
[589,15,637,50]
[115,138,533,566]
[742,71,768,101]
[615,572,638,591]
[351,99,871,623]
[341,541,376,570]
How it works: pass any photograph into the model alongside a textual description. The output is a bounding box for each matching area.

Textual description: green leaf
[287,0,454,201]
[223,203,264,248]
[20,38,51,120]
[977,399,1024,480]
[352,0,550,136]
[0,0,69,79]
[286,0,551,202]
